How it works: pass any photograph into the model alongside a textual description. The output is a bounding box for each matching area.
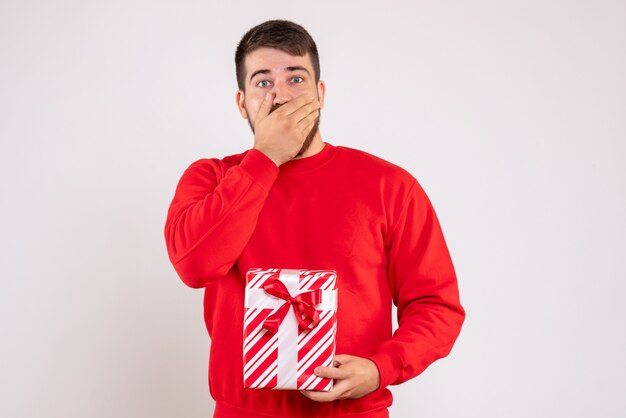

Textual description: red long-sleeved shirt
[164,142,465,418]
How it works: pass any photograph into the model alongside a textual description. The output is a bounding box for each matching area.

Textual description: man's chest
[238,176,388,271]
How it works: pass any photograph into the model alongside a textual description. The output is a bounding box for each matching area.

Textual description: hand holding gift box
[243,268,338,391]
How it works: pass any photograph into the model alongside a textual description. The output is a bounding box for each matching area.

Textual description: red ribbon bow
[262,278,322,334]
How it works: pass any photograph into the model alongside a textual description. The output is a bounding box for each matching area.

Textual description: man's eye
[291,76,304,83]
[257,80,271,87]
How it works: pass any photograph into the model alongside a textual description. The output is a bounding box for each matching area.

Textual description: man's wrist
[253,147,284,167]
[240,149,280,191]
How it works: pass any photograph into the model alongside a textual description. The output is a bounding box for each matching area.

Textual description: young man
[165,20,465,418]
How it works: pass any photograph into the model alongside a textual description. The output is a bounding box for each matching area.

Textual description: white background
[1,1,625,417]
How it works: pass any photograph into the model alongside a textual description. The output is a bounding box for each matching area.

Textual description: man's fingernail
[314,367,320,375]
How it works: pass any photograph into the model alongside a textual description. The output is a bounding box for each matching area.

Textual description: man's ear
[235,89,248,119]
[317,80,326,109]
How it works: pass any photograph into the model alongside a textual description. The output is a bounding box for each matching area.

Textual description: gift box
[243,268,338,391]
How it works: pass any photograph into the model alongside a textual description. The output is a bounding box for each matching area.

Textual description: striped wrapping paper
[243,268,338,391]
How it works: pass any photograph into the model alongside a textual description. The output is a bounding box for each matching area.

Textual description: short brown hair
[235,20,320,91]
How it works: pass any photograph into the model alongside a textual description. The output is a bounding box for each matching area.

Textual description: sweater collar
[278,142,337,174]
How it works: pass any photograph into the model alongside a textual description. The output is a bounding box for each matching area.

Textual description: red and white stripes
[243,268,337,391]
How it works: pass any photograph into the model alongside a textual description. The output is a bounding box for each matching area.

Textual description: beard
[248,104,321,158]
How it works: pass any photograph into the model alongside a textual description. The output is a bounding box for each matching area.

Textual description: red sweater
[164,142,465,418]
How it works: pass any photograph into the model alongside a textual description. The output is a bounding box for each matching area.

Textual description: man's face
[236,47,325,155]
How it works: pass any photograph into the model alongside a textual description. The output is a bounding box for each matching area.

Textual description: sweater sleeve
[164,149,279,288]
[368,180,465,389]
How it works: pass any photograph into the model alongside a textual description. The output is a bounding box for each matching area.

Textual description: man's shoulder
[184,149,249,176]
[334,144,416,183]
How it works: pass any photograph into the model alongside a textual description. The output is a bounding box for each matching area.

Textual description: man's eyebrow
[248,66,312,84]
[285,66,310,75]
[249,69,270,83]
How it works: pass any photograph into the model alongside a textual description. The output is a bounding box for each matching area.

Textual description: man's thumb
[257,92,275,120]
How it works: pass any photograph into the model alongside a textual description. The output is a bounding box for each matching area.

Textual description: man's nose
[271,81,292,106]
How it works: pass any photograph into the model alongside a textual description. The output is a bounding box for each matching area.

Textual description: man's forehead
[245,47,313,76]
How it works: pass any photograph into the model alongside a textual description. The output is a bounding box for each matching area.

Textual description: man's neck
[293,132,324,160]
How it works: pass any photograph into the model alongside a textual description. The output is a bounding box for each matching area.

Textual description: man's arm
[164,93,320,288]
[164,150,279,288]
[370,180,465,388]
[303,179,464,401]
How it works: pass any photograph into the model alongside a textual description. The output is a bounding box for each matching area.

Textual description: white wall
[1,1,624,417]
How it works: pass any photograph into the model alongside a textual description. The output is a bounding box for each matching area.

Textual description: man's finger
[277,94,315,116]
[300,378,349,403]
[300,389,338,403]
[314,365,349,380]
[294,101,321,124]
[298,112,319,137]
[256,92,275,121]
